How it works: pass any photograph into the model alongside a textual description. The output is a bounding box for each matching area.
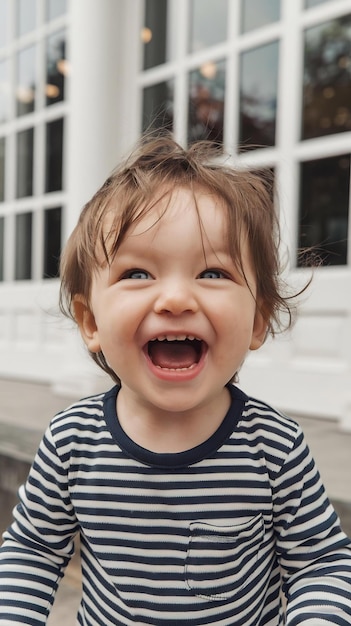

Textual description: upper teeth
[152,335,198,341]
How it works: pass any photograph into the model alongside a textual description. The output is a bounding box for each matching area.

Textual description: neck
[116,386,231,453]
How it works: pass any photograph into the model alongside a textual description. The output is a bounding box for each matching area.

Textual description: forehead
[125,185,228,239]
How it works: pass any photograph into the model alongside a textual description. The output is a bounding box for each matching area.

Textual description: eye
[199,269,226,279]
[121,269,151,280]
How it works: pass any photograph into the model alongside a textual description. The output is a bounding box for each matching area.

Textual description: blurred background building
[0,0,350,427]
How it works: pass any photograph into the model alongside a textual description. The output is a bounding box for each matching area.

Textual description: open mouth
[147,336,205,371]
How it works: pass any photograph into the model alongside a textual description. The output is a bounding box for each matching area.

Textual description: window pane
[239,41,279,149]
[15,212,32,280]
[16,45,36,116]
[46,0,67,20]
[0,0,8,48]
[189,0,228,52]
[298,155,350,266]
[43,206,61,278]
[0,136,5,201]
[16,128,34,198]
[46,29,66,105]
[302,15,351,140]
[45,118,64,192]
[143,0,168,70]
[241,0,280,34]
[142,80,174,133]
[0,60,9,122]
[17,0,36,36]
[188,60,226,144]
[0,215,3,280]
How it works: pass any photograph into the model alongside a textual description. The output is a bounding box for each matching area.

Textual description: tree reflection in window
[298,155,350,266]
[239,41,279,150]
[142,80,174,133]
[15,212,32,280]
[46,30,66,106]
[302,15,351,140]
[188,60,225,145]
[43,207,61,278]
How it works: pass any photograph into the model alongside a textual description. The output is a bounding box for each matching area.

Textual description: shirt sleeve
[0,426,79,625]
[273,427,351,625]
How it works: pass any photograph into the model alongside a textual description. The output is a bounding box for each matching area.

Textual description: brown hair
[60,133,298,382]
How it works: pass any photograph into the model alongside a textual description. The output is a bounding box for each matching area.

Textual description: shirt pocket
[185,514,264,601]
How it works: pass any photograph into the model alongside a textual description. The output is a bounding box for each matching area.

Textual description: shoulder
[47,385,118,450]
[231,385,300,437]
[229,385,305,475]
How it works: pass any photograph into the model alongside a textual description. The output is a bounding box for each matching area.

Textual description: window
[188,60,226,144]
[16,46,36,116]
[46,0,67,21]
[17,0,37,36]
[0,136,5,201]
[0,216,3,281]
[15,212,32,280]
[240,0,280,34]
[43,206,61,278]
[0,2,68,282]
[0,0,8,48]
[143,0,169,70]
[16,128,34,198]
[45,118,64,192]
[142,80,174,132]
[298,155,350,266]
[46,29,66,105]
[0,60,9,123]
[239,41,279,149]
[302,15,351,140]
[189,0,228,52]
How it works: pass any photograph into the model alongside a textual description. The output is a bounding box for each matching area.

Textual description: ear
[249,303,268,351]
[73,296,101,353]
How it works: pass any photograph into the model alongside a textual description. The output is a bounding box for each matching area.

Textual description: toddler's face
[75,186,267,419]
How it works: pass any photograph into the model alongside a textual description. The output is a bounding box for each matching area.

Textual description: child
[1,134,350,626]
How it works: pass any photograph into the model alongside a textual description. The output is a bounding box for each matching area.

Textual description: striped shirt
[0,384,351,625]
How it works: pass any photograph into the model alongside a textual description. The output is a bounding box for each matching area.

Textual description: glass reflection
[43,206,61,278]
[46,0,67,21]
[241,0,280,34]
[46,30,66,105]
[0,60,9,122]
[0,0,8,48]
[16,128,34,198]
[188,60,225,144]
[143,0,168,70]
[239,41,279,149]
[302,15,351,140]
[17,0,36,36]
[298,155,350,266]
[189,0,228,52]
[142,80,174,132]
[16,46,36,116]
[0,136,4,201]
[0,216,3,281]
[15,212,32,280]
[45,118,64,192]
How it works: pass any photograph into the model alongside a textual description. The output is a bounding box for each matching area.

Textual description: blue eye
[122,269,151,280]
[200,269,224,279]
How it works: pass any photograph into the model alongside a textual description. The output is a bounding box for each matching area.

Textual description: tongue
[149,341,198,369]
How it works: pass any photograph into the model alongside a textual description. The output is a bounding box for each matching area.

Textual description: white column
[65,0,138,240]
[56,0,142,396]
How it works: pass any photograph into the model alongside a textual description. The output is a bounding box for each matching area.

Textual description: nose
[154,279,199,316]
